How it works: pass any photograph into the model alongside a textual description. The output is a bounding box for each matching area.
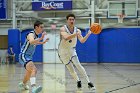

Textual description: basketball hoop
[117,14,125,23]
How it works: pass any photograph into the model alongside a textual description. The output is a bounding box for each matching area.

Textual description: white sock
[30,77,36,86]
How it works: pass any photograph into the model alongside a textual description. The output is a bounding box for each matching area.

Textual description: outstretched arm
[27,32,49,45]
[37,37,49,45]
[77,29,91,43]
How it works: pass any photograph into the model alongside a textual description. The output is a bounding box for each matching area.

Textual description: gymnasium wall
[76,28,98,62]
[8,29,20,62]
[8,29,43,62]
[77,28,140,63]
[99,28,140,63]
[8,28,140,63]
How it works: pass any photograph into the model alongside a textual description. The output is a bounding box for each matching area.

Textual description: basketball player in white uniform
[58,14,95,90]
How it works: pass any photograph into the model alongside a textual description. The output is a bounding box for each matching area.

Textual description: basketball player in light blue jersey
[19,20,49,93]
[58,14,96,91]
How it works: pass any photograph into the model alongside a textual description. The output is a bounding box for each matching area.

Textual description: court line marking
[105,82,140,93]
[100,64,140,93]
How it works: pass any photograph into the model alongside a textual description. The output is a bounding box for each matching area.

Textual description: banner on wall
[0,0,7,19]
[32,0,72,11]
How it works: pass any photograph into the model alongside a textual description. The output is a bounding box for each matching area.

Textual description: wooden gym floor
[0,63,140,93]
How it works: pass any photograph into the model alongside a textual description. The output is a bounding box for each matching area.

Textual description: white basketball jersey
[59,25,77,49]
[58,25,78,64]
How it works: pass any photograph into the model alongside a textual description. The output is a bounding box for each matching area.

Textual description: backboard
[107,0,138,18]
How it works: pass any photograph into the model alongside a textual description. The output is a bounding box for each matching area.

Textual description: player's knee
[32,67,37,74]
[72,57,80,64]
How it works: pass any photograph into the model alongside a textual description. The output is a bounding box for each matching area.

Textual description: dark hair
[66,14,75,20]
[34,20,43,29]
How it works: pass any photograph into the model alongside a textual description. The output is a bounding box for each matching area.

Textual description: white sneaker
[32,86,42,93]
[90,86,96,91]
[19,82,29,90]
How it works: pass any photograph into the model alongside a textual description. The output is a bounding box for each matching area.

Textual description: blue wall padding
[77,28,140,63]
[76,28,99,62]
[99,28,140,63]
[8,29,20,62]
[20,29,33,46]
[21,29,43,62]
[8,28,140,63]
[76,29,87,62]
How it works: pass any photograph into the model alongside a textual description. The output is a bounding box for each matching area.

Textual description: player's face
[67,17,75,26]
[36,24,44,34]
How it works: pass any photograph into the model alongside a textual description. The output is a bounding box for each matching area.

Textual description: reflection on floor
[0,63,140,93]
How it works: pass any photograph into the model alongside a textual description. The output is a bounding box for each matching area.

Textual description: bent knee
[32,67,37,73]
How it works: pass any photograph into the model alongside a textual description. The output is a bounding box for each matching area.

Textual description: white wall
[0,50,7,62]
[43,30,61,63]
[0,28,8,35]
[0,28,8,62]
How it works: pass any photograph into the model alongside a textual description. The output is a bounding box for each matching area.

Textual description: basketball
[90,23,102,34]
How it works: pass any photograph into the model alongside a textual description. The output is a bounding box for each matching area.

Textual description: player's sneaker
[88,82,96,90]
[77,81,82,89]
[32,86,42,93]
[19,82,29,90]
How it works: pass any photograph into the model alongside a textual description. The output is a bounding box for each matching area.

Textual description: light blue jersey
[19,30,38,67]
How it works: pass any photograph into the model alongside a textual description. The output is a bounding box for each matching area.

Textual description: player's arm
[36,38,49,45]
[77,29,91,43]
[27,32,48,45]
[60,27,77,40]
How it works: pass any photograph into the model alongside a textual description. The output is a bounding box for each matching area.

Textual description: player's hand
[42,31,47,37]
[87,30,92,35]
[44,38,49,42]
[76,31,81,36]
[40,32,47,40]
[43,38,49,44]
